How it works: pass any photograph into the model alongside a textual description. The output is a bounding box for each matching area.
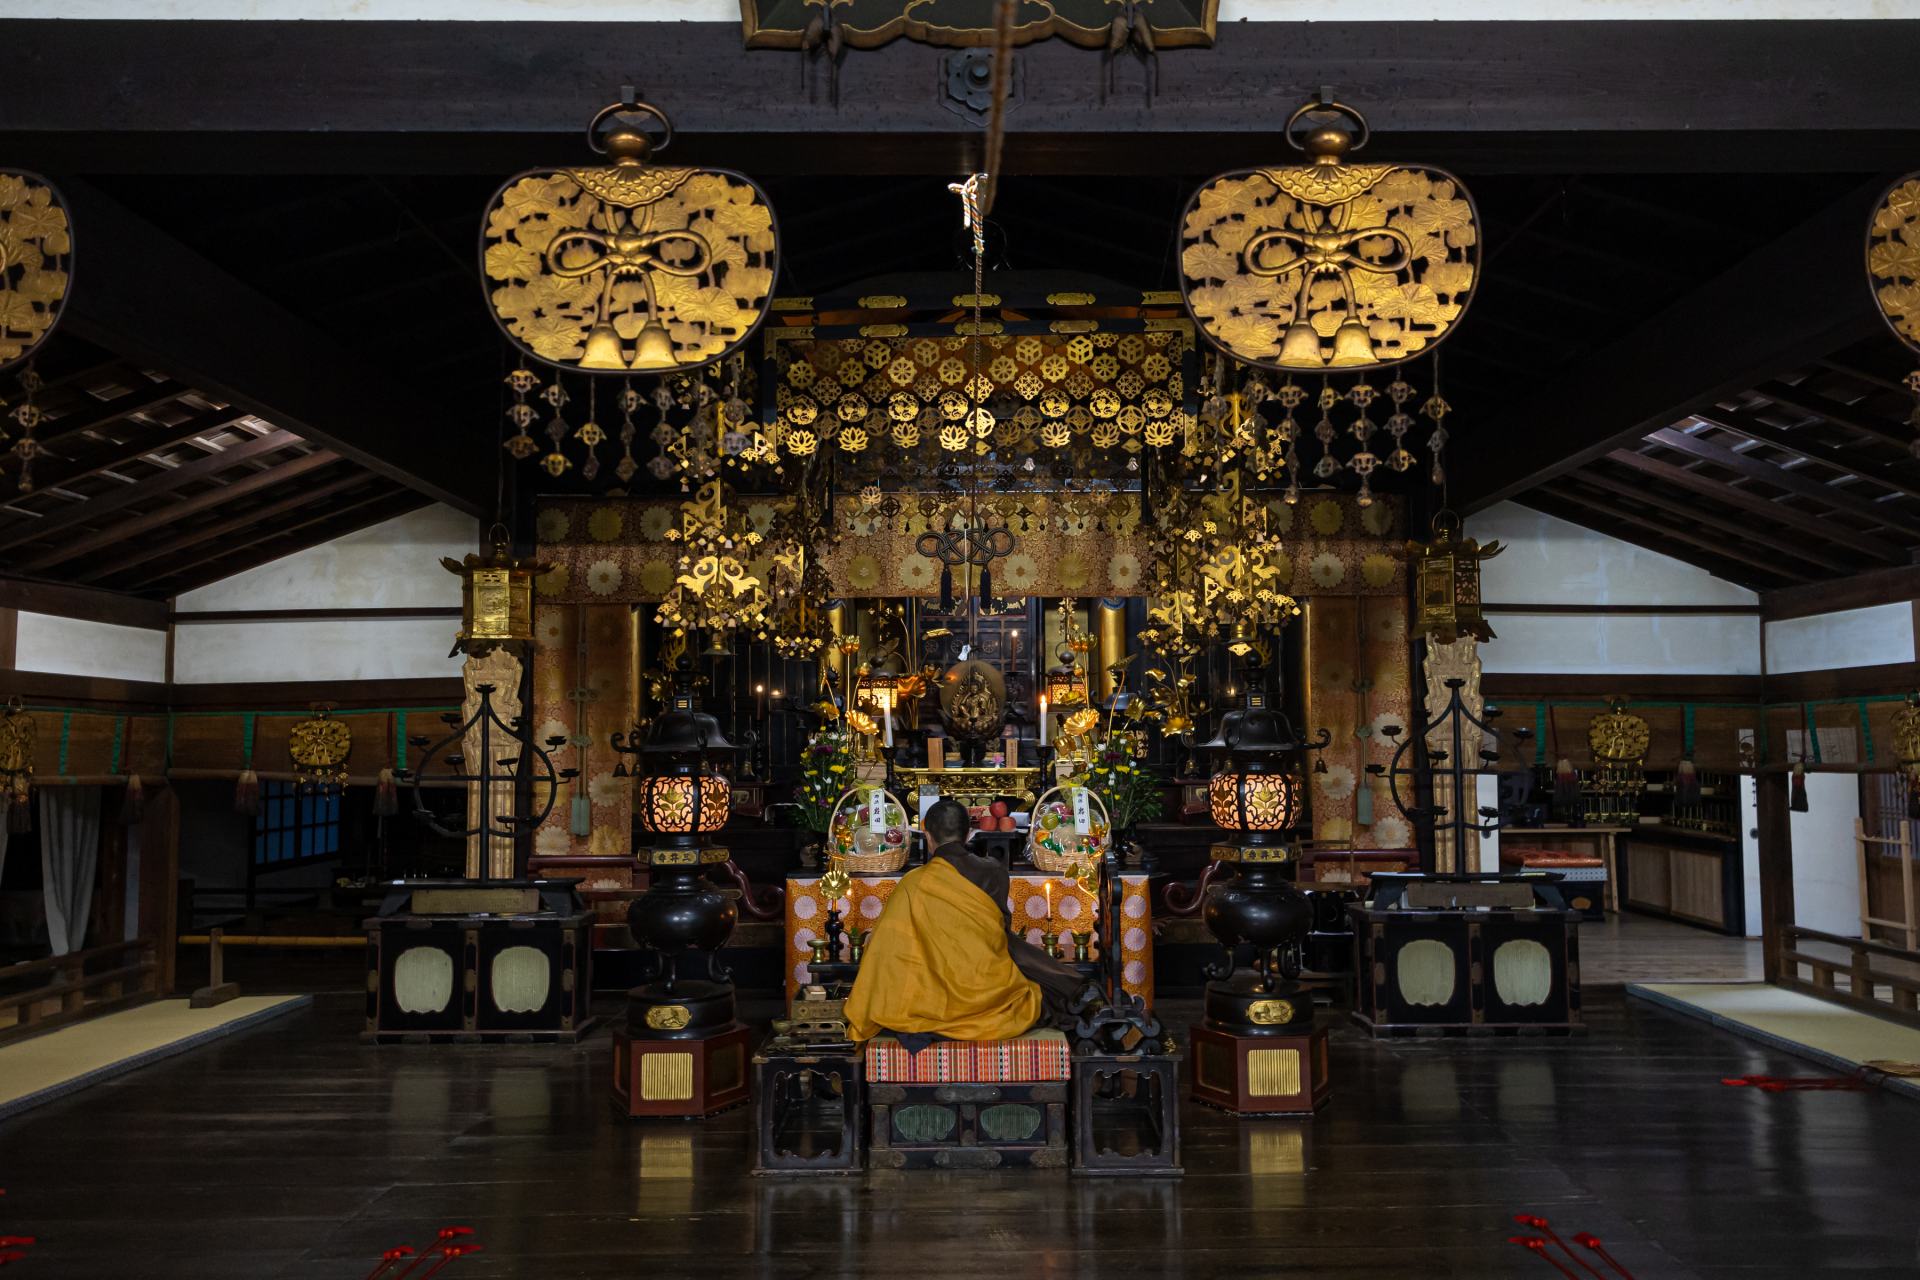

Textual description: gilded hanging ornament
[480,97,779,375]
[1179,97,1479,372]
[1407,511,1501,645]
[1891,693,1920,817]
[1865,175,1920,454]
[1586,697,1650,801]
[0,170,73,374]
[442,526,552,657]
[0,697,36,815]
[288,705,352,792]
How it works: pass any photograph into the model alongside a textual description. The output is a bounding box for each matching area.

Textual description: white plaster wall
[13,612,167,683]
[1788,772,1863,939]
[4,0,1899,17]
[1471,503,1757,607]
[1763,603,1916,675]
[172,619,464,683]
[174,504,476,612]
[1466,502,1761,675]
[170,504,475,683]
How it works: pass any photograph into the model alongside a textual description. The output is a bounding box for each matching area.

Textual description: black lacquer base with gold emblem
[614,842,749,1117]
[1190,841,1330,1115]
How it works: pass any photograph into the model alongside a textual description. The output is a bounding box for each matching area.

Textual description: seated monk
[846,797,1092,1047]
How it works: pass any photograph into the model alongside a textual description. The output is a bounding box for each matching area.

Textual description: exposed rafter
[1455,181,1890,512]
[1643,426,1920,539]
[56,181,489,515]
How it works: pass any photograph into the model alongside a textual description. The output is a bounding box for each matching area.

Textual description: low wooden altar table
[783,871,1156,1007]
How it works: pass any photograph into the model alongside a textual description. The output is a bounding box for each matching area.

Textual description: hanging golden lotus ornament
[480,96,779,374]
[288,705,352,792]
[1407,511,1502,645]
[1586,697,1650,799]
[1891,694,1920,817]
[0,697,36,819]
[0,170,73,373]
[655,479,772,641]
[442,526,551,657]
[1867,176,1920,355]
[1180,97,1479,372]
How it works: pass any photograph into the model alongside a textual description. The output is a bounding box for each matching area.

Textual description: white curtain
[41,787,102,956]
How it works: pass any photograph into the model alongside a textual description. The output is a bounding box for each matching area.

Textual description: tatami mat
[0,995,310,1120]
[1629,982,1920,1101]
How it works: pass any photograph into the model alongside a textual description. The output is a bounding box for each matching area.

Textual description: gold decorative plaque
[645,1004,693,1031]
[481,100,779,375]
[1868,175,1920,354]
[1180,99,1478,372]
[1247,998,1296,1025]
[288,707,352,790]
[0,170,73,372]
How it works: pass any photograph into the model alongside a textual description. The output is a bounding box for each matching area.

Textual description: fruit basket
[1025,784,1110,878]
[827,785,912,874]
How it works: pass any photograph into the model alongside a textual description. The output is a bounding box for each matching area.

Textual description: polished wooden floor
[2,989,1917,1279]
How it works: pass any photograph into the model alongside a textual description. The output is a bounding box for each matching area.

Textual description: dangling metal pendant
[479,96,780,376]
[1178,96,1479,374]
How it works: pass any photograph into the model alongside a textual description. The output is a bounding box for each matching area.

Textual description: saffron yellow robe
[844,855,1043,1042]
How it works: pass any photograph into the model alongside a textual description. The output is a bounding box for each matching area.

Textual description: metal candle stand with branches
[401,683,571,883]
[1367,676,1533,861]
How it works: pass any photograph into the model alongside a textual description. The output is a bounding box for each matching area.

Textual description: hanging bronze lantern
[442,527,550,656]
[1179,97,1479,373]
[1407,511,1502,645]
[0,170,73,374]
[479,97,779,375]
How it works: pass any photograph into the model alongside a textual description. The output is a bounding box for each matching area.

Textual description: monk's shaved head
[924,797,970,846]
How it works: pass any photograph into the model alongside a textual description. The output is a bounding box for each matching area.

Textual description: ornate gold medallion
[0,171,73,373]
[288,706,352,791]
[481,99,779,375]
[1247,998,1296,1025]
[1868,176,1920,354]
[645,1004,693,1031]
[1180,98,1478,372]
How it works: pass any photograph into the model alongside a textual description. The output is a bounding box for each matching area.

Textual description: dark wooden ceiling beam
[1454,180,1890,512]
[144,489,429,594]
[3,20,1920,175]
[1556,467,1859,576]
[0,380,188,480]
[0,428,303,556]
[15,406,259,500]
[1603,450,1908,564]
[1644,425,1920,539]
[79,471,379,586]
[1524,487,1794,588]
[54,181,488,514]
[22,450,344,574]
[1693,406,1920,503]
[1748,380,1915,454]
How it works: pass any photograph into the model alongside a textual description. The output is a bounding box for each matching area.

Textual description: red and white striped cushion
[865,1029,1070,1083]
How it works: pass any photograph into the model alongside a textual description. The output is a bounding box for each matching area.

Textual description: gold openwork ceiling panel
[481,101,779,375]
[0,170,73,372]
[1180,101,1479,373]
[772,328,1194,461]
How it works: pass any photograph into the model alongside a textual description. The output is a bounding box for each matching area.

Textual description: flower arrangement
[1078,734,1164,832]
[795,722,854,835]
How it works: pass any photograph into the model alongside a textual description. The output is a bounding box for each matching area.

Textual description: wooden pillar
[140,785,180,993]
[1757,769,1796,983]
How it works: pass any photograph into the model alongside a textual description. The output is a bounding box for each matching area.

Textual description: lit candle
[883,713,894,748]
[1043,879,1054,932]
[1039,693,1049,746]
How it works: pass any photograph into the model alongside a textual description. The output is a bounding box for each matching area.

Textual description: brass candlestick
[1071,931,1093,963]
[1043,931,1062,959]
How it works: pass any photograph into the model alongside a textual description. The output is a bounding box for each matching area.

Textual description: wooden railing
[1775,926,1920,1030]
[0,938,159,1047]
